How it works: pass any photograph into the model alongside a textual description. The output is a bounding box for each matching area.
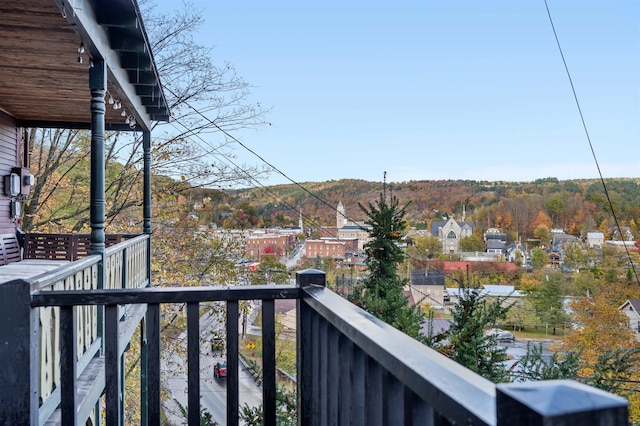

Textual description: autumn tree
[23,1,270,232]
[529,248,548,270]
[405,234,441,268]
[505,302,538,332]
[544,195,567,228]
[459,235,486,252]
[249,255,289,285]
[349,178,424,340]
[514,341,640,421]
[522,272,569,334]
[557,287,640,423]
[533,224,551,245]
[561,242,591,272]
[532,211,552,229]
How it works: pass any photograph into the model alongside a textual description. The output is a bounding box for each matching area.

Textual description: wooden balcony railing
[0,264,629,425]
[0,234,150,425]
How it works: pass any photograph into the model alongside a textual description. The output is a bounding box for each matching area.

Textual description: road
[501,339,555,373]
[163,311,262,425]
[284,242,305,270]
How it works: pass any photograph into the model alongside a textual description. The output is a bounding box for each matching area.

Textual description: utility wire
[161,88,369,257]
[169,93,368,230]
[544,0,639,285]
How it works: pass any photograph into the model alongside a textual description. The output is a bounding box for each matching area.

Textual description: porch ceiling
[0,0,169,131]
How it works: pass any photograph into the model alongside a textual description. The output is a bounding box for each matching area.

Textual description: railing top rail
[31,284,300,307]
[301,285,497,426]
[30,255,102,291]
[28,236,149,292]
[104,234,148,256]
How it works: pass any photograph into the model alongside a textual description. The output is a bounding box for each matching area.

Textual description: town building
[245,231,295,260]
[586,232,605,249]
[321,201,372,253]
[305,238,358,260]
[409,269,447,308]
[431,217,473,254]
[484,228,507,254]
[619,300,640,342]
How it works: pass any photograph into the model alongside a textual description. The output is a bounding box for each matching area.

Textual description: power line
[160,88,369,257]
[543,0,639,286]
[166,91,367,229]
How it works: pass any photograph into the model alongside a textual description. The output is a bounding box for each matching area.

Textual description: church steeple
[299,210,304,233]
[337,201,347,229]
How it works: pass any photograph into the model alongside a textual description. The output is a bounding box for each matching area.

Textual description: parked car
[214,362,227,379]
[210,337,224,353]
[485,328,515,342]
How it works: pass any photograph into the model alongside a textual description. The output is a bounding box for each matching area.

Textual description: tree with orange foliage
[532,211,552,230]
[516,279,640,423]
[564,291,640,422]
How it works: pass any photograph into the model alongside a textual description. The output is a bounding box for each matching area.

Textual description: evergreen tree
[349,176,424,340]
[427,283,512,383]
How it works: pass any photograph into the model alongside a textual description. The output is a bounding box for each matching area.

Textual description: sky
[156,0,639,187]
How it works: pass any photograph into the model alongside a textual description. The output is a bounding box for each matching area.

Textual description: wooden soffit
[0,0,169,131]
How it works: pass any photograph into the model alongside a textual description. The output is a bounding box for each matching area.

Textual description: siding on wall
[0,111,18,234]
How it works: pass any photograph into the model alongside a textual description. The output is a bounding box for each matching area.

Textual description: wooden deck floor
[0,260,70,284]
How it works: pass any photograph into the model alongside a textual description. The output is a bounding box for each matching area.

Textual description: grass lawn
[239,335,263,367]
[238,334,297,378]
[509,326,566,340]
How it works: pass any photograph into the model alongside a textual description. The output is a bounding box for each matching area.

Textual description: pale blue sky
[158,0,639,186]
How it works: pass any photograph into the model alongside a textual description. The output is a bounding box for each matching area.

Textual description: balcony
[0,238,629,425]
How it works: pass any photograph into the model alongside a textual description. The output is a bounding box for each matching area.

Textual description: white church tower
[299,210,304,234]
[337,201,348,229]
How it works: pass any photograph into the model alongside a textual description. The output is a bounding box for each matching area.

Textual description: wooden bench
[0,233,21,265]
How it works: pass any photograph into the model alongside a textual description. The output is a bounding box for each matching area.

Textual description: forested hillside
[205,177,640,242]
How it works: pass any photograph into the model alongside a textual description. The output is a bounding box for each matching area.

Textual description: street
[163,310,262,425]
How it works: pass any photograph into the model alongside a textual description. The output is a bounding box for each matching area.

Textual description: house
[0,5,165,239]
[505,242,527,265]
[611,227,635,242]
[447,285,523,307]
[586,232,605,249]
[431,217,473,254]
[548,251,561,266]
[484,228,507,254]
[551,232,581,257]
[409,269,446,308]
[619,299,640,341]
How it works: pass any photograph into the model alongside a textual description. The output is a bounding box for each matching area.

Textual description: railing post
[496,380,628,425]
[296,268,326,289]
[0,279,38,425]
[142,131,152,288]
[262,299,276,426]
[296,269,325,426]
[227,301,239,426]
[88,59,106,256]
[89,60,107,372]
